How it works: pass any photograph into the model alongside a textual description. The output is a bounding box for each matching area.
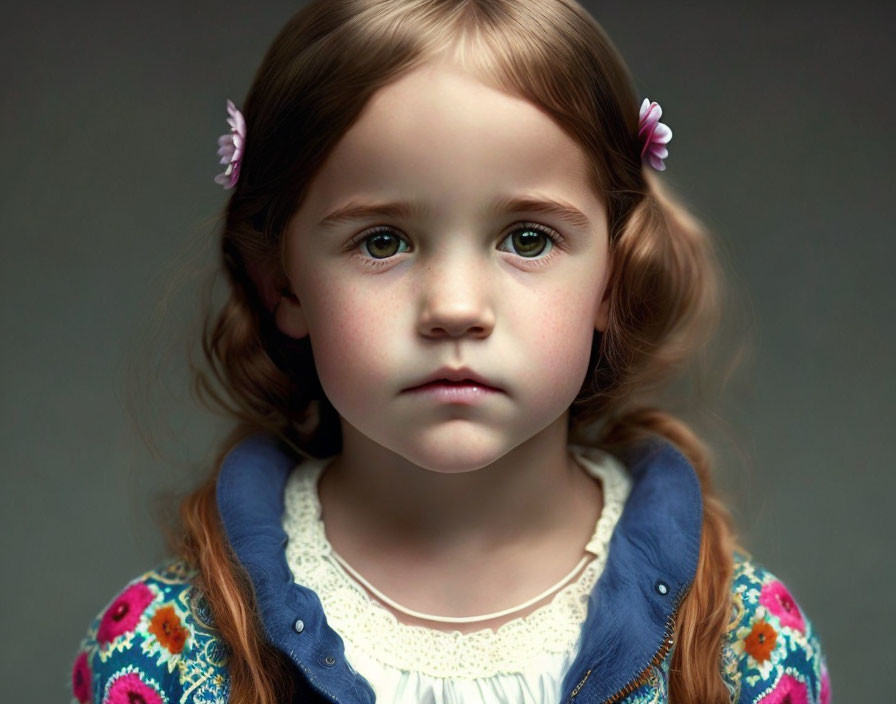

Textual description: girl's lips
[413,380,499,390]
[404,380,501,404]
[406,366,500,391]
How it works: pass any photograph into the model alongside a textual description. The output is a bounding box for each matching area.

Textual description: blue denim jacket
[70,433,830,703]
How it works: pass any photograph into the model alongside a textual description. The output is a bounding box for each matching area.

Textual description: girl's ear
[274,290,310,340]
[245,255,310,339]
[595,292,610,333]
[594,256,613,333]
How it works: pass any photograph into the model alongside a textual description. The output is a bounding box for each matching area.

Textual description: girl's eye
[497,223,562,260]
[346,222,563,267]
[353,229,410,260]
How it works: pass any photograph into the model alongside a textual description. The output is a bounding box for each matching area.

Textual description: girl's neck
[316,413,598,559]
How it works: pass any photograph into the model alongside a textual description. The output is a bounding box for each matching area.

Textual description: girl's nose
[415,259,496,340]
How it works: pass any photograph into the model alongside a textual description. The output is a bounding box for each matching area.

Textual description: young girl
[70,1,830,703]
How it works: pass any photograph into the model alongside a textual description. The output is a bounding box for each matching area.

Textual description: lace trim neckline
[281,444,632,678]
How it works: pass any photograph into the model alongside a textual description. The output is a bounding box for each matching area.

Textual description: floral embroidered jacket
[70,434,831,703]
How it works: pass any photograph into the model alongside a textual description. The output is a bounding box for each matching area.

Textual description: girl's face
[277,60,612,473]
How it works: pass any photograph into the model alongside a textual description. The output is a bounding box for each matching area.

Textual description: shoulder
[719,551,831,704]
[69,559,231,704]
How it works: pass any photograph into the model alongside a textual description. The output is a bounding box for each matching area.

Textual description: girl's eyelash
[345,222,565,269]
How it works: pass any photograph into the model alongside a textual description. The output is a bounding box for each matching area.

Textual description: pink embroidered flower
[106,672,165,704]
[820,662,831,704]
[97,582,155,644]
[759,673,809,704]
[638,98,672,171]
[215,99,246,190]
[71,651,91,703]
[760,580,806,633]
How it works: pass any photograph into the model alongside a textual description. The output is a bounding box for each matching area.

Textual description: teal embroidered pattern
[71,554,829,703]
[70,561,231,703]
[720,552,831,703]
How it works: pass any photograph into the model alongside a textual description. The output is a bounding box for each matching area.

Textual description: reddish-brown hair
[164,1,743,701]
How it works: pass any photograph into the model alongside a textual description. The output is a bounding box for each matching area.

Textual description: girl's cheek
[318,290,397,347]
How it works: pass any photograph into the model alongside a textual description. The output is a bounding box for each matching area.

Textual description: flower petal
[649,144,669,160]
[233,110,246,136]
[648,154,666,170]
[639,98,653,120]
[651,123,672,143]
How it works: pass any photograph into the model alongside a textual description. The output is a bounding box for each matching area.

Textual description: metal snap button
[293,618,305,634]
[654,580,670,596]
[323,655,336,666]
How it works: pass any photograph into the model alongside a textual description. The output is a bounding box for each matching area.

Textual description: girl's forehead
[356,60,550,144]
[298,62,599,222]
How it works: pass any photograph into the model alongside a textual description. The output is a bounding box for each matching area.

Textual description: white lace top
[281,444,632,704]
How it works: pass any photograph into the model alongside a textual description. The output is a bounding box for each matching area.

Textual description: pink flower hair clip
[638,98,672,171]
[215,99,246,189]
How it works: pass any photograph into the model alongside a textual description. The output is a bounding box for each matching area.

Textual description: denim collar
[216,433,702,704]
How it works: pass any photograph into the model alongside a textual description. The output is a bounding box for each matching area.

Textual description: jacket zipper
[566,589,686,704]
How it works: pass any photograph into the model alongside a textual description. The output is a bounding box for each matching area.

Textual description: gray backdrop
[3,1,892,701]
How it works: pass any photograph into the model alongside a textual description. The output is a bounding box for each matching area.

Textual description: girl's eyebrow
[316,195,592,231]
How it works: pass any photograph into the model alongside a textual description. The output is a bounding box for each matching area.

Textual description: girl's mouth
[404,380,501,404]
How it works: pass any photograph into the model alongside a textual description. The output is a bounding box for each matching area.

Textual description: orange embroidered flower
[743,619,777,662]
[148,605,189,654]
